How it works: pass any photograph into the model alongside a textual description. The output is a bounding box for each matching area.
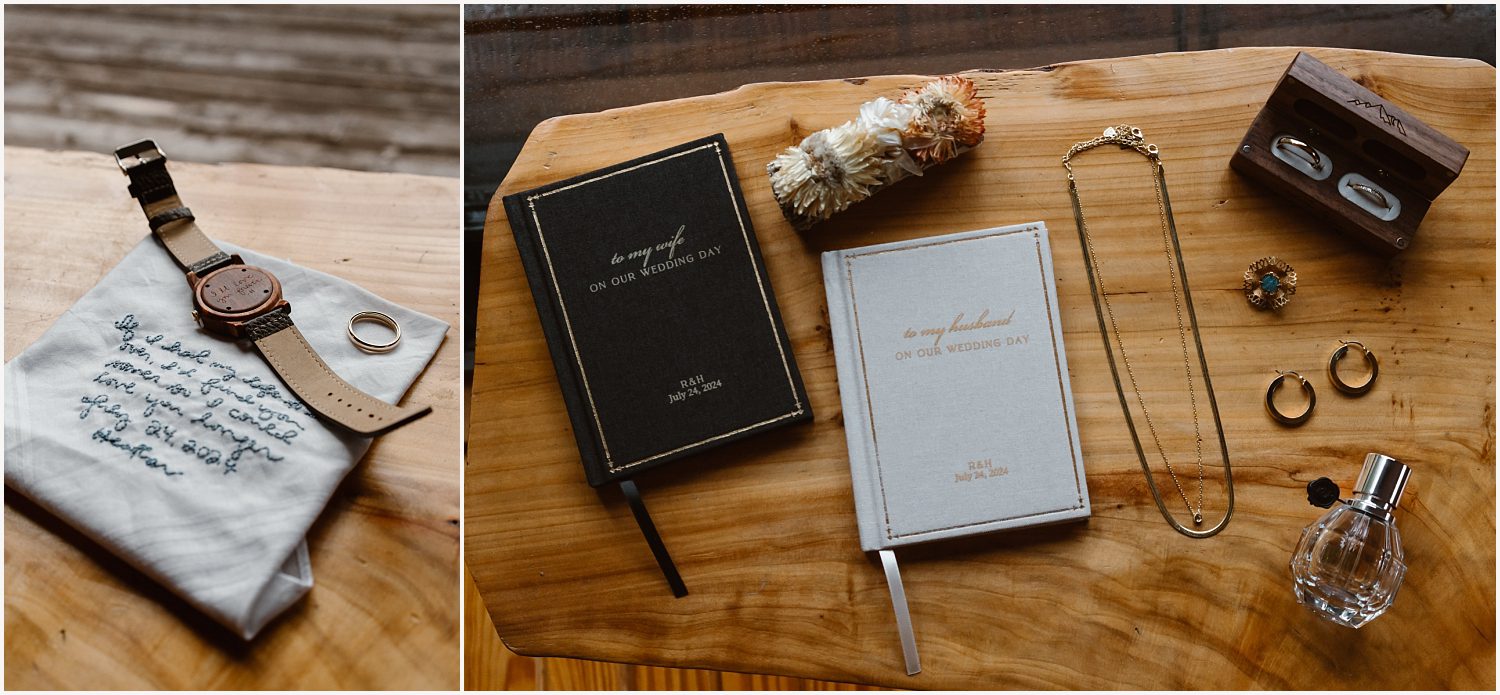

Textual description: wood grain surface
[4,4,460,177]
[4,147,460,690]
[467,48,1495,689]
[464,567,884,691]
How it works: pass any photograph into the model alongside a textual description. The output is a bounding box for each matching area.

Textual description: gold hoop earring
[1267,370,1315,426]
[1328,340,1378,396]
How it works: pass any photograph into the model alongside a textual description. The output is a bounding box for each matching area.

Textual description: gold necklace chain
[1064,125,1206,526]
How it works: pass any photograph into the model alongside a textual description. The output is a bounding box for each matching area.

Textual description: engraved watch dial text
[200,266,276,315]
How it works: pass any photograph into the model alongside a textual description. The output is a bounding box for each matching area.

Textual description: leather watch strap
[116,139,431,437]
[115,140,233,275]
[244,312,431,436]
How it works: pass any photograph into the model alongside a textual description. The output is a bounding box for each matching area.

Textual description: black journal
[504,134,811,595]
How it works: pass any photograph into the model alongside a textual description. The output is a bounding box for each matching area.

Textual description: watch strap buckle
[116,139,179,207]
[114,139,167,174]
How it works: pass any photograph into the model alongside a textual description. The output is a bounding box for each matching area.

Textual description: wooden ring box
[1229,52,1469,256]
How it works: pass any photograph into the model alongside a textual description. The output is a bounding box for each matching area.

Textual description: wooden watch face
[194,264,283,320]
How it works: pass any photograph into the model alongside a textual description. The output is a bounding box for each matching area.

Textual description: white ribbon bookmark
[879,549,921,675]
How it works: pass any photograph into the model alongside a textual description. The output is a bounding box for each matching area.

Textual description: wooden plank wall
[4,4,460,177]
[461,5,1494,691]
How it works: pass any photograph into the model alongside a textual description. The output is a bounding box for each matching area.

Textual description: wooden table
[4,148,460,690]
[468,47,1495,689]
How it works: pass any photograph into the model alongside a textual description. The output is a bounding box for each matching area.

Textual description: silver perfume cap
[1351,453,1410,515]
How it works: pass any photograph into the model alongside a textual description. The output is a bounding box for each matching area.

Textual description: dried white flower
[767,120,886,225]
[857,96,924,180]
[857,97,915,144]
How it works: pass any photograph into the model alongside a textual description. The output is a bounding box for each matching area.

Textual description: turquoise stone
[1260,273,1281,294]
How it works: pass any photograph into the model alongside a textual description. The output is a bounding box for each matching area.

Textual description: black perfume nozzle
[1307,477,1340,508]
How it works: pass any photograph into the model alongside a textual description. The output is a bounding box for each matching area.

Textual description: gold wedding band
[1276,136,1322,169]
[348,311,401,353]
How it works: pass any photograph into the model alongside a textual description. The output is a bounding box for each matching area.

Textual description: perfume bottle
[1289,453,1411,628]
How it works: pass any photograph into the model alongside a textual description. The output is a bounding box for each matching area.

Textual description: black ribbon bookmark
[620,479,688,598]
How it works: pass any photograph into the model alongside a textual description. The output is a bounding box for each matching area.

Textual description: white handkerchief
[5,236,446,639]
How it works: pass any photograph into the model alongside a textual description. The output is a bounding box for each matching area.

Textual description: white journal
[822,221,1090,674]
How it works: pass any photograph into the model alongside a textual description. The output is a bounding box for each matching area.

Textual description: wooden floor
[4,4,459,177]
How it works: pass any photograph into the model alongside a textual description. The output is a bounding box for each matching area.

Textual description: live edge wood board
[5,148,460,690]
[468,48,1494,689]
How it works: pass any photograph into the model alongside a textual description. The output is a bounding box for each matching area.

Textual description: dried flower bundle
[767,75,987,230]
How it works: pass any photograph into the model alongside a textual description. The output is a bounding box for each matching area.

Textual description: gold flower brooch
[1245,256,1297,310]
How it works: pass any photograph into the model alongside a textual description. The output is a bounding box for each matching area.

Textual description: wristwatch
[114,139,431,436]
